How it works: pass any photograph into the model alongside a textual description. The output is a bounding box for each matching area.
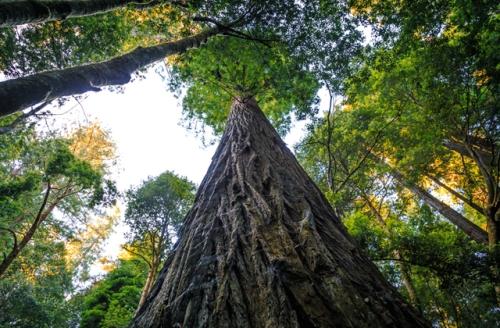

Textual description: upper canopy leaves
[168,36,320,135]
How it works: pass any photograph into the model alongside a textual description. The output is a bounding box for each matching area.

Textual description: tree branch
[0,101,51,135]
[426,174,485,215]
[123,244,153,268]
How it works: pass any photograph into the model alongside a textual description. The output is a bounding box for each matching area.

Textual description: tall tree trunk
[486,207,500,303]
[383,165,489,245]
[131,97,428,327]
[0,0,166,27]
[0,28,220,118]
[137,263,159,311]
[425,174,485,215]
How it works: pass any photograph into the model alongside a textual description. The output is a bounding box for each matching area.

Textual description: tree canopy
[0,0,498,326]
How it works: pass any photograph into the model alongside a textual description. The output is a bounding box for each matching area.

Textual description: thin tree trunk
[0,28,220,117]
[486,209,500,247]
[426,174,485,215]
[486,207,500,303]
[462,140,500,303]
[443,139,499,245]
[383,165,489,245]
[442,139,494,166]
[131,97,428,327]
[0,186,58,277]
[137,264,158,310]
[397,251,419,309]
[0,0,166,27]
[445,135,500,301]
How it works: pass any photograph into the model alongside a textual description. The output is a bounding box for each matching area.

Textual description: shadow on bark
[131,97,428,327]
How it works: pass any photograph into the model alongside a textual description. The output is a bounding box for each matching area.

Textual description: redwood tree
[131,97,428,327]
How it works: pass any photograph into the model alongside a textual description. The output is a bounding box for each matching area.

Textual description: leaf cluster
[168,36,320,136]
[80,259,148,328]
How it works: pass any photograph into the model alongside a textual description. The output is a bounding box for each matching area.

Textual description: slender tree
[131,97,428,327]
[124,171,195,310]
[0,0,169,27]
[360,193,419,308]
[373,157,489,245]
[0,27,223,117]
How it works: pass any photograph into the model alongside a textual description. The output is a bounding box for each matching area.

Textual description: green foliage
[0,127,111,253]
[0,4,194,78]
[124,171,195,267]
[80,259,148,328]
[192,0,363,91]
[168,36,320,136]
[0,229,80,328]
[125,170,195,239]
[296,105,385,215]
[0,1,497,326]
[0,119,118,325]
[297,1,499,326]
[344,211,385,256]
[0,14,130,77]
[345,205,499,327]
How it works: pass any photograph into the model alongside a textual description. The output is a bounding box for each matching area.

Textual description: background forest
[0,0,498,327]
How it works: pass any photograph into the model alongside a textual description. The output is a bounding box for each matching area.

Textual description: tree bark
[486,207,500,304]
[486,208,500,247]
[131,97,428,327]
[0,28,219,118]
[137,263,159,311]
[0,0,166,27]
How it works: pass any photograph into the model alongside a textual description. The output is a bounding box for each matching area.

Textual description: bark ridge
[132,98,428,327]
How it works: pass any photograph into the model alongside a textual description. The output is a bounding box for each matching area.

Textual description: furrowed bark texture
[0,28,218,117]
[0,0,162,27]
[131,98,428,328]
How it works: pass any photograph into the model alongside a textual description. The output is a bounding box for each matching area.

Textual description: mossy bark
[0,0,163,27]
[131,98,428,327]
[0,28,218,118]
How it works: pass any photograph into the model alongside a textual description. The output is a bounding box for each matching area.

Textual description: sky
[46,62,322,275]
[1,17,363,277]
